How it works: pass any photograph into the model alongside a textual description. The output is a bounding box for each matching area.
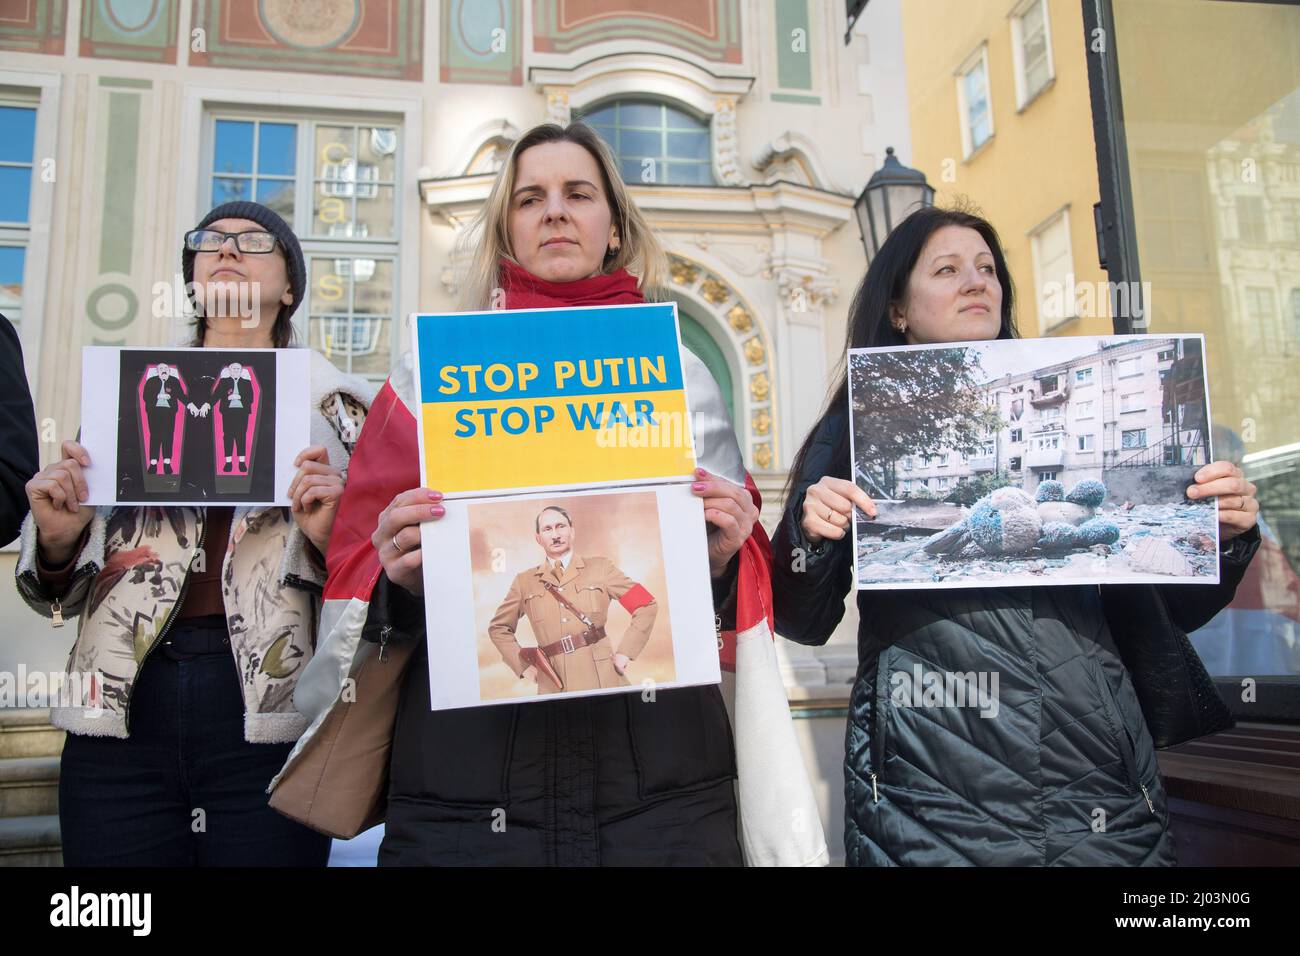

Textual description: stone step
[0,814,62,867]
[0,755,59,817]
[0,709,65,759]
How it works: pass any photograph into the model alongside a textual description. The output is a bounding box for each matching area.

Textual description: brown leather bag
[268,639,418,839]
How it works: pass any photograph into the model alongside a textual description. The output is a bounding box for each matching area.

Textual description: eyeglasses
[184,229,279,254]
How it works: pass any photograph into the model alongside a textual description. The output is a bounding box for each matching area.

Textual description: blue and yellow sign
[413,303,697,495]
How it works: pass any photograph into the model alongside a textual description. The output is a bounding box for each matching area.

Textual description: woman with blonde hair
[269,122,824,866]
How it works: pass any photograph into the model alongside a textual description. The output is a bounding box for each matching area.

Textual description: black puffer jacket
[772,411,1259,866]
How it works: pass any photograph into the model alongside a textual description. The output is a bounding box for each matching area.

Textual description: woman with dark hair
[772,205,1262,866]
[16,201,374,866]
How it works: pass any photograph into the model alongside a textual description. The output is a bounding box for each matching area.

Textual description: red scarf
[325,262,773,672]
[498,258,644,309]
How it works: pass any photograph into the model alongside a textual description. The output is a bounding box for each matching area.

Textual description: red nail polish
[692,482,706,491]
[431,505,444,516]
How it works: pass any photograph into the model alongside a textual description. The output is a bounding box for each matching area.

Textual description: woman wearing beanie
[17,201,375,866]
[269,122,827,867]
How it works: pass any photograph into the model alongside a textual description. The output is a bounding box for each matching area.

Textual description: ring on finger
[392,533,404,555]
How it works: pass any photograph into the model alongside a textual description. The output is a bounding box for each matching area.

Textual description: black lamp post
[854,146,935,260]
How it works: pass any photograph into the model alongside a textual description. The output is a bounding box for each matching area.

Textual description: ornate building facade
[0,1,913,861]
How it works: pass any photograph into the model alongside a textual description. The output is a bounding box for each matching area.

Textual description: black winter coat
[772,411,1259,867]
[0,314,38,546]
[365,569,745,867]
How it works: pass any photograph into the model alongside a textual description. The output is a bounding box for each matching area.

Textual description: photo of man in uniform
[489,505,658,695]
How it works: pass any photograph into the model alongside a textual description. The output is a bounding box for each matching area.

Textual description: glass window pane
[309,258,350,315]
[583,104,616,126]
[1115,1,1300,680]
[214,120,254,175]
[310,316,353,374]
[255,178,294,220]
[665,163,713,185]
[358,127,398,181]
[590,125,616,150]
[0,167,31,222]
[315,125,356,176]
[348,317,391,377]
[257,122,297,177]
[665,106,702,130]
[618,102,662,127]
[619,158,646,183]
[667,130,710,160]
[0,246,25,320]
[618,128,661,159]
[313,180,356,236]
[353,184,395,238]
[212,176,252,206]
[0,106,36,164]
[351,259,393,316]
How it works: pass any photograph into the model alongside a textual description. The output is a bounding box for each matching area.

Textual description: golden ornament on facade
[752,409,771,435]
[754,443,773,470]
[669,257,699,285]
[727,304,752,332]
[744,336,765,365]
[700,277,729,304]
[750,371,770,401]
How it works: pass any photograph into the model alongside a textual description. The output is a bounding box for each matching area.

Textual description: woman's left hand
[288,445,346,554]
[691,468,759,577]
[1187,460,1258,542]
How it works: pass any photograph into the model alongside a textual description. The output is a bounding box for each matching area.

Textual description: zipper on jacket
[870,652,891,804]
[125,512,205,734]
[1091,658,1153,814]
[378,625,391,663]
[50,599,63,627]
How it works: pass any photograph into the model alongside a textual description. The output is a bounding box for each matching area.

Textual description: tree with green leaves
[946,469,1015,507]
[849,347,1000,498]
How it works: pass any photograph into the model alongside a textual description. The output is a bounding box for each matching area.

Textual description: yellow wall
[900,0,1110,337]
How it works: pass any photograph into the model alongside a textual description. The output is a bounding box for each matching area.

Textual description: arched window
[581,100,714,186]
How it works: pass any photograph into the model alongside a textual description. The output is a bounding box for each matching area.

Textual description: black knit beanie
[182,201,306,345]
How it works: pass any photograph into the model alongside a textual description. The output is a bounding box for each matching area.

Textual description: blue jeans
[58,618,330,867]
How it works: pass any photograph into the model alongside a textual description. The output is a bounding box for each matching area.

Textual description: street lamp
[854,146,934,260]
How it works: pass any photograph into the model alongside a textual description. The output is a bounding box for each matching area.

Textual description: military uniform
[489,554,657,694]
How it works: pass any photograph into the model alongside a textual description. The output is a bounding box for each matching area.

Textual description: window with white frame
[1038,470,1058,482]
[0,102,37,336]
[1074,366,1094,384]
[1010,428,1023,443]
[1075,400,1094,419]
[1077,434,1094,452]
[1030,207,1074,332]
[205,113,401,381]
[1117,355,1142,377]
[1120,392,1145,413]
[1122,428,1147,449]
[1011,0,1054,109]
[956,45,993,159]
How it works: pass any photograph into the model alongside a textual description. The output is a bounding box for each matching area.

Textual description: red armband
[618,583,654,613]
